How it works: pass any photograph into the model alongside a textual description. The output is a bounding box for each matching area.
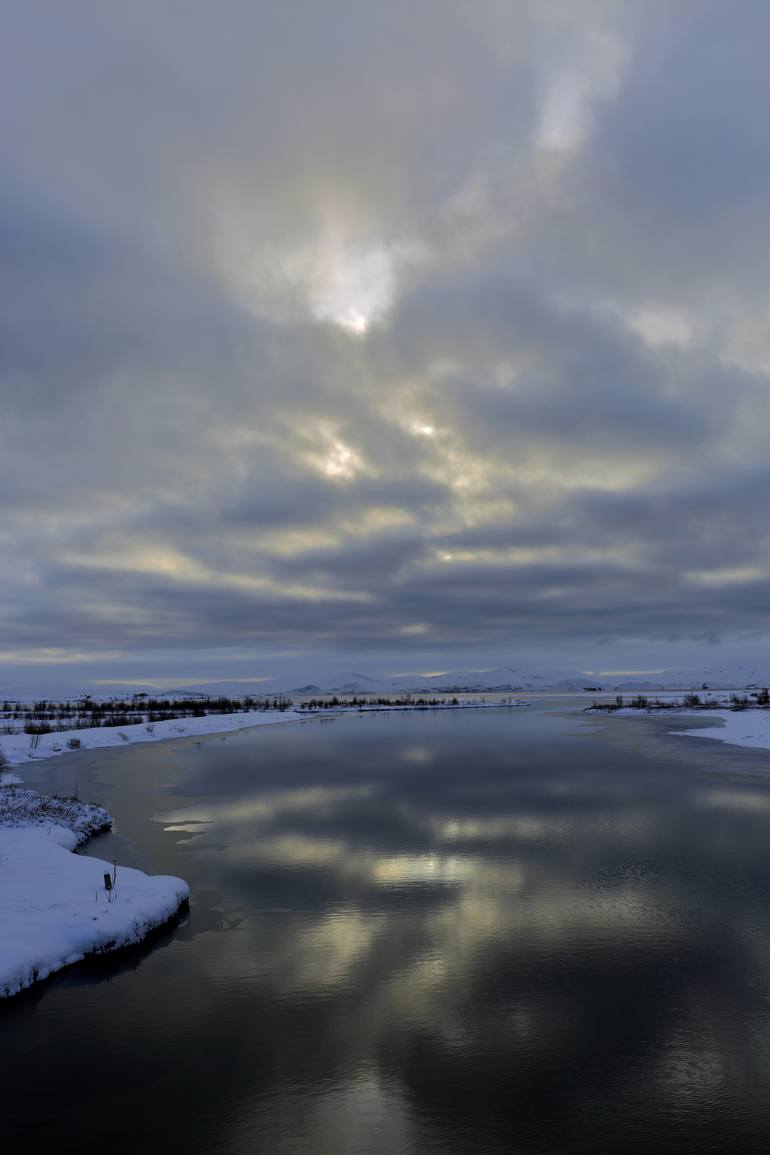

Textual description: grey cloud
[3,2,770,679]
[386,270,717,461]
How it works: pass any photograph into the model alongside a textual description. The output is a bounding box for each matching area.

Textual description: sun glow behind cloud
[303,241,396,333]
[216,217,414,334]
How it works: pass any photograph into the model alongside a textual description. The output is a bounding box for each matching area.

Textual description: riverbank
[0,710,221,998]
[299,698,529,715]
[672,708,770,752]
[0,707,304,768]
[585,703,770,756]
[0,699,533,770]
[0,785,189,999]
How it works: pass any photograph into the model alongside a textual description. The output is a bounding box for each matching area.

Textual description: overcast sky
[3,1,770,689]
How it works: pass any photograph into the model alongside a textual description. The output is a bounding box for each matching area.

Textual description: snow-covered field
[672,709,770,752]
[0,707,303,767]
[0,787,189,999]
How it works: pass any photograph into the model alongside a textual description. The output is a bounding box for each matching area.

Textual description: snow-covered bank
[0,824,189,998]
[0,785,110,835]
[0,701,533,769]
[0,786,189,998]
[593,704,770,754]
[0,708,303,768]
[672,709,770,753]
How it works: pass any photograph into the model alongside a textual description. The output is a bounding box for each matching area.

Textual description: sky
[3,0,770,691]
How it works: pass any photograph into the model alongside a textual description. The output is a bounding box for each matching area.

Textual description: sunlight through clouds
[323,441,362,480]
[217,222,416,334]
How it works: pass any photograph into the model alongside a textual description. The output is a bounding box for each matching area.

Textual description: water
[4,703,770,1153]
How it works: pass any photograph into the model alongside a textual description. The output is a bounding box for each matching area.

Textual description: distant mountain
[644,665,770,691]
[312,665,770,696]
[3,662,770,703]
[383,666,589,693]
[322,672,384,694]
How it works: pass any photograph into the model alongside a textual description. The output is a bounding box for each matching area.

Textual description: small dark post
[103,872,113,895]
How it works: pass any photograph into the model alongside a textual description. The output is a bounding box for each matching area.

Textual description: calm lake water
[5,702,770,1153]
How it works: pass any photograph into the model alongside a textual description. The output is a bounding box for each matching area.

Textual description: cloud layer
[3,1,770,679]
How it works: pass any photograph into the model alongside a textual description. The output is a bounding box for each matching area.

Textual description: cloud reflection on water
[123,710,770,1152]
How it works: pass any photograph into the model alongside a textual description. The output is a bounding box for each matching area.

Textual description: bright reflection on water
[5,705,770,1153]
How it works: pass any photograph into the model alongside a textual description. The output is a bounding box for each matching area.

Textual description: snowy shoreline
[0,788,189,999]
[671,709,770,753]
[0,711,299,998]
[0,712,296,997]
[594,705,770,755]
[0,707,304,768]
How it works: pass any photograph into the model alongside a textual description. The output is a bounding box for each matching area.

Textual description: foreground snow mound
[0,824,189,998]
[0,785,110,839]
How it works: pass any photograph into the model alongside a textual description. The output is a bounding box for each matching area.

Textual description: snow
[0,824,189,998]
[0,708,303,767]
[673,709,770,753]
[0,737,196,998]
[0,785,110,836]
[0,786,189,998]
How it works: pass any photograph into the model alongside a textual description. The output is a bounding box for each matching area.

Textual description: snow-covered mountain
[115,665,770,699]
[4,662,770,702]
[310,665,770,695]
[321,672,386,695]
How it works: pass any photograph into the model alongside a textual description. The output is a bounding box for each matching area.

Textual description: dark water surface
[5,703,770,1153]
